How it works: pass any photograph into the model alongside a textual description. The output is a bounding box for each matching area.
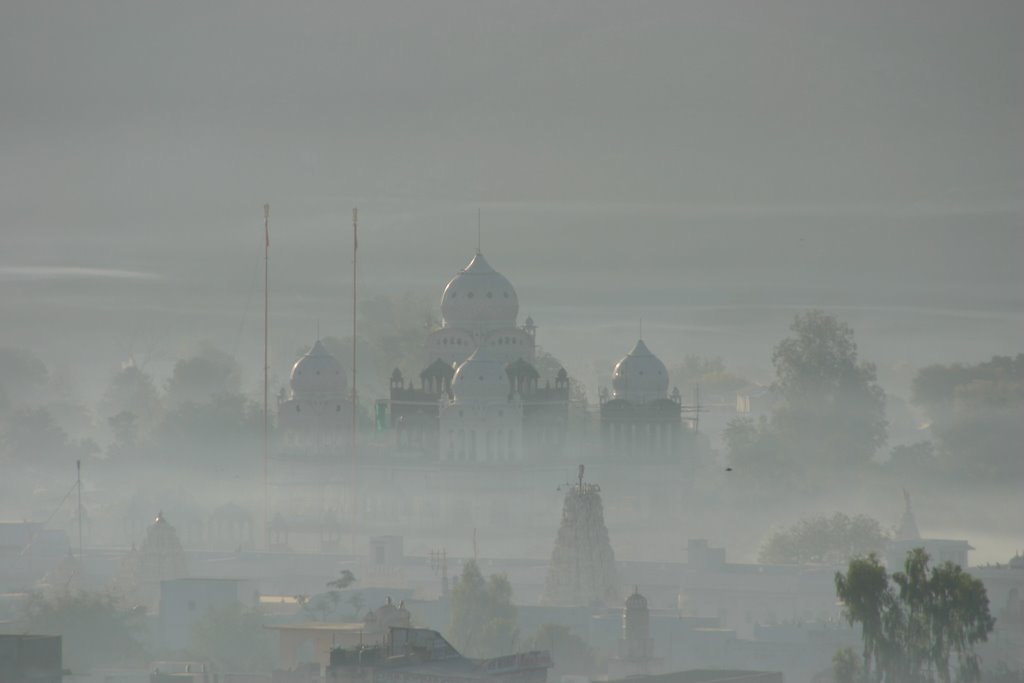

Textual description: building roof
[452,347,512,402]
[441,252,519,331]
[290,339,348,398]
[612,339,669,404]
[268,622,368,632]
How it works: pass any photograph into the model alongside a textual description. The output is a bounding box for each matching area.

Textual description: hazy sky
[2,1,1022,392]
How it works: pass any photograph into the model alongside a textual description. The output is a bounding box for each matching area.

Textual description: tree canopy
[21,590,146,673]
[449,559,519,659]
[772,310,887,466]
[910,354,1024,480]
[759,513,889,565]
[835,550,994,683]
[165,344,241,406]
[669,355,747,400]
[723,310,887,478]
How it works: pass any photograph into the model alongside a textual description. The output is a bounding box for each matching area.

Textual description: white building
[278,339,353,456]
[390,250,568,462]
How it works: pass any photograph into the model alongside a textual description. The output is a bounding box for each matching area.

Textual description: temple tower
[541,466,619,606]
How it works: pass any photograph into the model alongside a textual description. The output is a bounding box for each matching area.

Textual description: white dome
[451,346,511,401]
[290,340,348,397]
[611,339,669,403]
[441,252,519,331]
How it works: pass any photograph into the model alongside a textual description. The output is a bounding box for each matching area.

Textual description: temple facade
[388,250,569,462]
[599,339,695,460]
[277,339,353,458]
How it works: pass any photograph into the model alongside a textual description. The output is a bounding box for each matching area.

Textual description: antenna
[477,208,482,253]
[639,317,643,340]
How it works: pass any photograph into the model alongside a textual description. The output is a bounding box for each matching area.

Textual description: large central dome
[441,251,519,331]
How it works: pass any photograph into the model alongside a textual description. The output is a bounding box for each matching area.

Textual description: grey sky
[1,1,1022,392]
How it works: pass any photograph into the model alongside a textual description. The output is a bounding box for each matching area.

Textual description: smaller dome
[626,587,648,610]
[451,347,511,401]
[290,340,348,398]
[611,339,669,403]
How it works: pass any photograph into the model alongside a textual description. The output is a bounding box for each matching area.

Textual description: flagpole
[263,203,270,551]
[351,207,358,554]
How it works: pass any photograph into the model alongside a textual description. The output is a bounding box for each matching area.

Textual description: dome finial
[477,208,482,254]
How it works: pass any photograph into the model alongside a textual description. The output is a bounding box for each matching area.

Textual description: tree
[669,355,747,400]
[723,415,784,475]
[165,344,242,406]
[101,362,160,425]
[772,310,887,466]
[835,554,891,679]
[1,406,72,464]
[0,347,49,410]
[189,603,274,673]
[152,392,261,466]
[449,559,519,658]
[835,550,995,683]
[295,570,359,622]
[759,513,889,565]
[522,623,595,678]
[20,590,146,673]
[911,355,1024,480]
[327,569,357,591]
[833,647,862,683]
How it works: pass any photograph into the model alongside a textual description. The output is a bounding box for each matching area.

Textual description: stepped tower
[542,465,619,606]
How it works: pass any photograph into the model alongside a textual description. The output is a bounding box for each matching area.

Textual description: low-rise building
[327,626,550,683]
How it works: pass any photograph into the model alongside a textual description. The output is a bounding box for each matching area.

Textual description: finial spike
[477,208,482,253]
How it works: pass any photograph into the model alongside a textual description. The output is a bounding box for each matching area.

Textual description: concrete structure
[159,577,253,651]
[387,250,569,461]
[328,626,550,683]
[278,339,354,458]
[271,598,411,675]
[608,588,663,678]
[599,340,693,461]
[885,492,971,571]
[0,634,62,683]
[606,671,782,683]
[542,468,619,606]
[679,539,841,639]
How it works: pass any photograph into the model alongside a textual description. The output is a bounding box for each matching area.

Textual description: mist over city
[1,3,1021,683]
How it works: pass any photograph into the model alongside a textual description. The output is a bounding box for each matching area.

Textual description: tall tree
[449,560,519,658]
[772,310,887,466]
[836,550,995,683]
[835,554,891,680]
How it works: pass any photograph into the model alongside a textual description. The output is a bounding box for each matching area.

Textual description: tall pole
[76,459,83,560]
[264,203,270,550]
[351,208,358,554]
